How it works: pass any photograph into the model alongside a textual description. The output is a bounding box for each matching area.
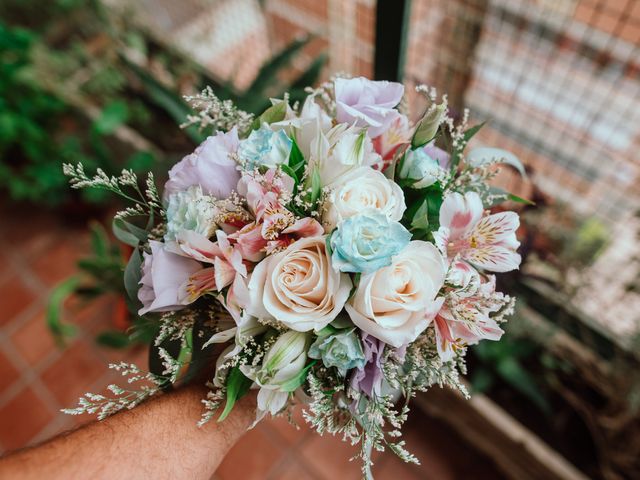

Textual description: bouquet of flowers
[63,76,525,477]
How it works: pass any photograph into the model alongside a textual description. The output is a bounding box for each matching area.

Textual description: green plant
[0,22,157,205]
[47,222,158,348]
[470,329,552,414]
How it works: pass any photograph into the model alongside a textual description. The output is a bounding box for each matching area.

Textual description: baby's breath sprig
[62,360,179,420]
[182,86,254,134]
[63,163,164,221]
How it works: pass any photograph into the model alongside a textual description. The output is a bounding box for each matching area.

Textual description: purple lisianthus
[335,77,404,138]
[164,128,240,200]
[350,333,385,397]
[138,240,202,315]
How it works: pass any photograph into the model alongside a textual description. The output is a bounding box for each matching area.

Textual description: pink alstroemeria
[171,230,248,303]
[434,191,521,272]
[430,262,508,361]
[265,217,324,254]
[371,114,410,170]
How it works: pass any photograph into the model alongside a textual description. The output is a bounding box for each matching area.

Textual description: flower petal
[439,192,483,241]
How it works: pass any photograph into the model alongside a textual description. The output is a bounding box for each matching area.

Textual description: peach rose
[346,241,446,347]
[247,236,352,331]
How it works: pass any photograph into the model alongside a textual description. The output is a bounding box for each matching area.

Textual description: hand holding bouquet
[63,76,523,477]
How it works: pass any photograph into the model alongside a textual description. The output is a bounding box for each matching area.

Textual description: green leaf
[288,138,305,176]
[279,163,299,185]
[218,367,253,421]
[93,101,129,135]
[467,147,527,178]
[112,218,147,247]
[279,361,316,392]
[486,187,535,207]
[46,276,80,345]
[89,222,109,257]
[251,100,287,130]
[96,330,131,349]
[304,165,322,206]
[246,37,310,96]
[412,102,447,149]
[471,367,494,393]
[124,248,142,305]
[124,59,205,143]
[411,200,431,231]
[496,358,551,414]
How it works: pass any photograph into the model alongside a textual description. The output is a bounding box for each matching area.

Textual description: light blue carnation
[399,147,445,188]
[308,328,365,377]
[165,185,216,241]
[238,124,292,169]
[330,213,411,274]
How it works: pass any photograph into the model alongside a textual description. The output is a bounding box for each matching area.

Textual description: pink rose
[164,128,240,200]
[335,77,404,138]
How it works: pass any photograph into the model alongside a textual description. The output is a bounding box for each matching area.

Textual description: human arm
[0,385,256,480]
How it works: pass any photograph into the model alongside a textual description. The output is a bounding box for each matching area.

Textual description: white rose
[345,241,446,347]
[247,236,352,331]
[322,167,406,231]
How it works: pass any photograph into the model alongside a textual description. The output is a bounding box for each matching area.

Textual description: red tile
[265,405,310,445]
[269,459,316,480]
[40,340,108,406]
[374,452,424,480]
[0,387,54,451]
[11,310,57,367]
[216,424,284,480]
[0,349,20,393]
[29,237,88,286]
[0,275,35,327]
[2,212,59,257]
[299,431,363,480]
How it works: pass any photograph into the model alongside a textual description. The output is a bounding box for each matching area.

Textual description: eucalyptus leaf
[467,147,527,178]
[112,218,147,246]
[124,248,142,305]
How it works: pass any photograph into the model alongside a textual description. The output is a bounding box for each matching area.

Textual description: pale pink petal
[175,230,222,263]
[281,217,324,238]
[233,223,267,262]
[432,227,450,257]
[216,230,247,276]
[439,192,483,241]
[473,211,520,250]
[180,267,216,303]
[452,315,503,344]
[463,245,521,272]
[434,314,456,362]
[214,257,236,290]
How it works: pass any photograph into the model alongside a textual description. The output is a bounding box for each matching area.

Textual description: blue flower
[399,143,449,188]
[308,328,366,376]
[238,124,292,169]
[330,213,411,274]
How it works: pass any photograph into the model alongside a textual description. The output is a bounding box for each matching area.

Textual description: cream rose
[345,241,446,347]
[322,167,406,231]
[247,236,352,331]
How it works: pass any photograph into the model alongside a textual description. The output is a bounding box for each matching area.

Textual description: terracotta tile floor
[0,203,505,479]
